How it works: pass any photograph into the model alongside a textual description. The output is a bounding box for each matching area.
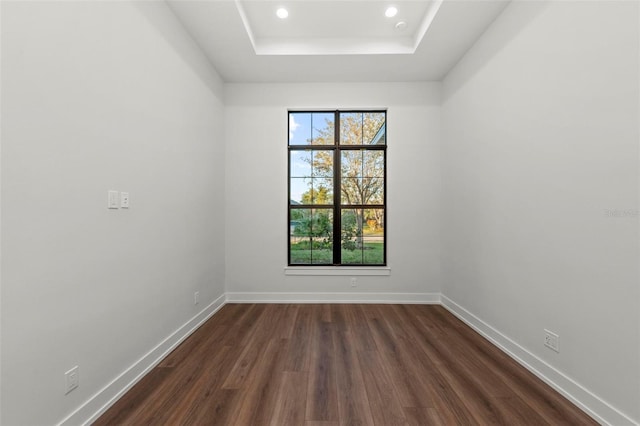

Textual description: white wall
[225,83,441,301]
[442,1,639,424]
[0,1,226,424]
[3,0,637,424]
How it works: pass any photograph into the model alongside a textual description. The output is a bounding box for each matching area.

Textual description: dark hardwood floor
[94,304,598,425]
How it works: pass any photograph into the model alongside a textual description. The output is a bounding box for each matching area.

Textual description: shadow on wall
[133,1,224,99]
[442,1,548,102]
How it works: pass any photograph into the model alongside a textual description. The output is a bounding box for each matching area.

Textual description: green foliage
[292,210,333,253]
[293,211,332,238]
[300,185,332,205]
[291,240,330,250]
[341,210,359,251]
[341,243,384,264]
[291,112,386,263]
[290,242,383,264]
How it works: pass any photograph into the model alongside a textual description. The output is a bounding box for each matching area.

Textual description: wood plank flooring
[94,304,598,425]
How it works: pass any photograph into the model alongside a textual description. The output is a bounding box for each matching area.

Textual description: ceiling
[166,0,511,83]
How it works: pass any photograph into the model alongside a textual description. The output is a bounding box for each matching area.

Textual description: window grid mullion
[288,110,386,266]
[333,111,341,265]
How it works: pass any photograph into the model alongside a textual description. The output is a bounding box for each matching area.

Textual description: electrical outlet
[120,192,129,209]
[194,291,199,305]
[65,366,79,394]
[544,329,559,352]
[350,277,357,287]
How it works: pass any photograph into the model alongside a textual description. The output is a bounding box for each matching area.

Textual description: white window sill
[284,266,391,276]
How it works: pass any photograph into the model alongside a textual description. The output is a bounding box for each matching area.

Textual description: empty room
[1,0,638,425]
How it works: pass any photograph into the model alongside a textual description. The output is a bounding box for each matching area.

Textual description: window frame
[288,109,387,267]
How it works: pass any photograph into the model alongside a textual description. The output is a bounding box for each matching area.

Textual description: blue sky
[289,112,334,145]
[289,112,333,202]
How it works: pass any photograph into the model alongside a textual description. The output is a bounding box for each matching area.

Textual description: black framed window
[288,110,386,266]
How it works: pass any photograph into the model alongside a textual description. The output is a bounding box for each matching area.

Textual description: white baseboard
[440,295,638,426]
[61,292,636,426]
[58,293,226,426]
[225,292,441,304]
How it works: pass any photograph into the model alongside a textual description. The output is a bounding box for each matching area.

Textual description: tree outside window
[288,111,386,266]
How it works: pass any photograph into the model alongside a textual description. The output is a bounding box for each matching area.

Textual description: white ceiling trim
[234,0,443,56]
[411,0,443,51]
[166,0,512,82]
[254,36,415,55]
[234,0,257,49]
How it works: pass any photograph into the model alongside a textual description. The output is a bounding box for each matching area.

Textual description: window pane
[340,150,382,205]
[311,150,333,178]
[341,150,362,178]
[363,208,384,264]
[363,151,384,177]
[289,113,312,145]
[340,208,384,265]
[341,209,362,264]
[342,248,363,264]
[341,178,362,205]
[340,112,362,145]
[289,209,333,265]
[307,178,333,205]
[311,238,333,264]
[311,113,335,145]
[291,178,334,205]
[290,177,310,205]
[311,208,333,264]
[340,112,385,145]
[290,150,334,205]
[290,209,311,263]
[362,177,384,204]
[290,150,311,177]
[363,112,386,145]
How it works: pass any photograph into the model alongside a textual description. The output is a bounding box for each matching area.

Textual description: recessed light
[385,6,398,18]
[276,7,288,19]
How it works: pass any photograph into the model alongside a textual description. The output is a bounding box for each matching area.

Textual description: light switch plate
[108,191,119,209]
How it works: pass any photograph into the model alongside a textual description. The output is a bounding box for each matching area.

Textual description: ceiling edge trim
[413,0,444,50]
[234,0,257,54]
[235,0,443,56]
